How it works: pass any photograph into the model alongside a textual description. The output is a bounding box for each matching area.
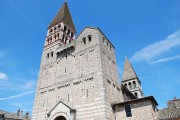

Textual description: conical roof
[48,2,76,31]
[122,57,138,81]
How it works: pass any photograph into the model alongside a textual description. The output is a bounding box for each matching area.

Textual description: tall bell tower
[32,2,77,120]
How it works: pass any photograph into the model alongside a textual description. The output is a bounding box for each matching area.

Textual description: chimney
[25,112,29,119]
[20,110,23,117]
[17,109,20,117]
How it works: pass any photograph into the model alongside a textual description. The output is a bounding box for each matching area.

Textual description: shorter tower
[121,57,143,98]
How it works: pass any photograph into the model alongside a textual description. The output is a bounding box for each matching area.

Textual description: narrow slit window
[68,94,69,102]
[86,89,88,97]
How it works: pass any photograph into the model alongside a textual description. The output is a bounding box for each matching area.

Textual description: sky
[0,0,180,115]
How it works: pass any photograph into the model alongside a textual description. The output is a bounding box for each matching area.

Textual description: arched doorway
[54,116,66,120]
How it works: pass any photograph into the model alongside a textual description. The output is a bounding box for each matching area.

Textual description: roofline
[112,96,158,106]
[76,26,115,49]
[48,100,75,115]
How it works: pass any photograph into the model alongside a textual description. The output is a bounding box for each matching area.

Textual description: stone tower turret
[121,57,144,98]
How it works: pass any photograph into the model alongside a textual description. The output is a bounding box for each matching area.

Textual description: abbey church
[31,2,179,120]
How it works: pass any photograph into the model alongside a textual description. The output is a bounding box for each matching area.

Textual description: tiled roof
[48,2,76,31]
[122,57,139,82]
[157,108,180,120]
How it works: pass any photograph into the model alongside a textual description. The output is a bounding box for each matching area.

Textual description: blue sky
[0,0,180,115]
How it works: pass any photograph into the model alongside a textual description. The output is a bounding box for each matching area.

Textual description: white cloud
[0,72,8,80]
[0,81,36,91]
[152,55,180,64]
[28,69,38,76]
[130,30,180,62]
[22,81,36,90]
[0,90,35,101]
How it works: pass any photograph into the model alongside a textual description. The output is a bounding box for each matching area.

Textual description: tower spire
[121,57,144,98]
[48,2,76,32]
[122,57,138,81]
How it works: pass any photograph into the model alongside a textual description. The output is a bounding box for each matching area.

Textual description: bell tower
[121,57,144,98]
[45,2,76,48]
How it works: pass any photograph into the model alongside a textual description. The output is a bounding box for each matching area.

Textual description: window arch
[64,26,67,31]
[71,32,74,37]
[124,83,127,87]
[46,53,49,58]
[88,35,92,42]
[58,24,61,28]
[57,33,59,38]
[82,37,86,44]
[68,29,70,35]
[134,92,138,98]
[133,81,136,88]
[128,82,132,89]
[51,51,54,57]
[106,41,108,46]
[103,37,105,43]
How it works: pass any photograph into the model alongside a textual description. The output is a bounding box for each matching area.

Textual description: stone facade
[32,2,159,120]
[112,96,158,120]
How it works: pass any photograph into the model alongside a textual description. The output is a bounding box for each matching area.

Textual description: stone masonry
[32,2,159,120]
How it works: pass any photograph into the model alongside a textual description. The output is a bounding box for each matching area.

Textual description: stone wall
[113,97,158,120]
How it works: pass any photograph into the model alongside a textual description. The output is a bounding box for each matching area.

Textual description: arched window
[49,29,52,32]
[64,26,67,31]
[103,37,105,43]
[106,41,108,46]
[82,37,86,44]
[46,38,49,44]
[133,81,136,88]
[51,51,54,57]
[110,45,112,50]
[124,83,127,87]
[68,29,70,35]
[88,35,92,42]
[46,53,49,58]
[58,24,61,28]
[134,92,138,98]
[128,82,132,89]
[54,27,56,30]
[71,32,74,37]
[57,33,59,38]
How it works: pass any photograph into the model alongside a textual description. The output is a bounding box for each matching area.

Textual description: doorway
[54,116,66,120]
